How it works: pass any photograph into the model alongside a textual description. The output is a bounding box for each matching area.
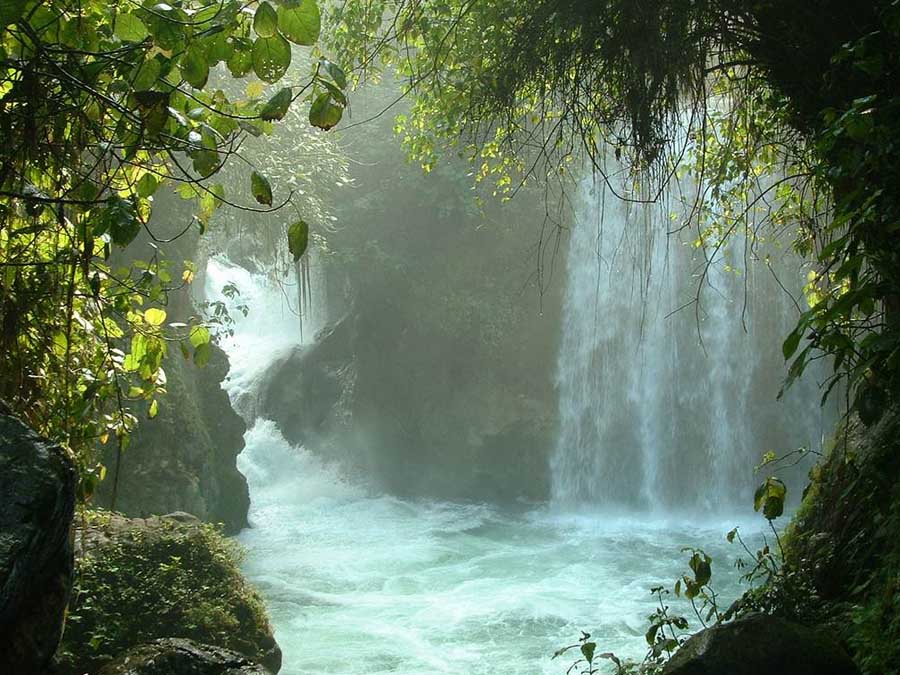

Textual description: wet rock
[258,314,556,502]
[98,638,271,675]
[61,511,281,675]
[96,344,250,534]
[662,613,860,675]
[0,403,76,674]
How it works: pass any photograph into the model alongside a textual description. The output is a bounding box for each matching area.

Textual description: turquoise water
[237,420,764,675]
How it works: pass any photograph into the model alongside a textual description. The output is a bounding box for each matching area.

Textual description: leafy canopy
[0,0,347,499]
[324,0,900,419]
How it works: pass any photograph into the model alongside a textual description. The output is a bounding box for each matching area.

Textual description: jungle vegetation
[2,1,899,672]
[0,0,342,496]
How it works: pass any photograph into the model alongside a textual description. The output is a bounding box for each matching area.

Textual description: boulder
[662,613,860,675]
[59,511,281,675]
[258,313,556,502]
[0,403,77,674]
[98,638,270,675]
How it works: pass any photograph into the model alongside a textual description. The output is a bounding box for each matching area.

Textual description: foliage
[781,409,900,674]
[0,0,346,499]
[323,0,900,423]
[58,510,274,675]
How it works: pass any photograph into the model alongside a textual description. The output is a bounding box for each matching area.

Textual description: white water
[237,422,760,674]
[551,177,832,511]
[205,242,778,675]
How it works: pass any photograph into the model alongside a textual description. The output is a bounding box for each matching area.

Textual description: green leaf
[148,399,159,419]
[0,0,28,28]
[181,45,209,89]
[319,58,346,89]
[103,196,141,247]
[753,477,787,520]
[689,552,712,586]
[144,308,167,326]
[227,43,253,77]
[207,32,234,65]
[143,5,186,51]
[115,13,149,42]
[309,92,343,130]
[782,328,802,360]
[288,220,309,260]
[189,325,210,348]
[131,90,170,137]
[194,341,211,367]
[278,0,320,46]
[136,173,159,198]
[253,1,279,39]
[131,57,162,91]
[252,34,291,83]
[580,642,596,663]
[250,171,273,205]
[191,128,220,178]
[260,87,292,121]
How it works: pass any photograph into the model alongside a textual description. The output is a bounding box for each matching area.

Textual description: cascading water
[204,176,827,673]
[551,177,832,512]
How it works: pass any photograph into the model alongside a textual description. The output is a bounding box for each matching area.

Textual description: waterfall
[204,254,326,419]
[550,176,832,512]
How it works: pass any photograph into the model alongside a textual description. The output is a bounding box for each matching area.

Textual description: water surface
[238,421,762,675]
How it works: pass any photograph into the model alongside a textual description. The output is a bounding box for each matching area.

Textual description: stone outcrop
[258,313,556,502]
[59,511,280,675]
[98,638,271,675]
[0,403,76,674]
[97,344,250,534]
[662,613,859,675]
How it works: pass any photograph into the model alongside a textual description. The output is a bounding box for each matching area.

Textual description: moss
[781,409,900,675]
[57,510,277,675]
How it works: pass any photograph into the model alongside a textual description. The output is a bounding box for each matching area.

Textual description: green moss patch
[57,510,278,675]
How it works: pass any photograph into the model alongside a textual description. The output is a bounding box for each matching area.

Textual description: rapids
[237,419,762,675]
[206,253,771,675]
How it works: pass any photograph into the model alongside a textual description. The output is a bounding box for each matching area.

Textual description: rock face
[661,614,860,675]
[59,511,281,675]
[98,638,270,675]
[783,406,900,672]
[258,312,556,502]
[0,404,76,674]
[97,344,250,534]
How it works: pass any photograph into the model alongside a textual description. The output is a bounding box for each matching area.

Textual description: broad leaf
[114,13,149,42]
[288,220,309,260]
[250,171,273,205]
[252,34,291,83]
[181,45,209,89]
[260,87,292,121]
[194,341,211,367]
[782,328,802,360]
[753,477,787,520]
[253,1,279,38]
[309,92,342,130]
[0,0,28,28]
[144,308,166,326]
[278,0,320,46]
[227,41,253,77]
[319,58,346,89]
[189,325,210,348]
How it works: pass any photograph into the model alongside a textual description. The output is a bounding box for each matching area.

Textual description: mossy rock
[98,638,270,675]
[57,510,280,675]
[782,407,900,675]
